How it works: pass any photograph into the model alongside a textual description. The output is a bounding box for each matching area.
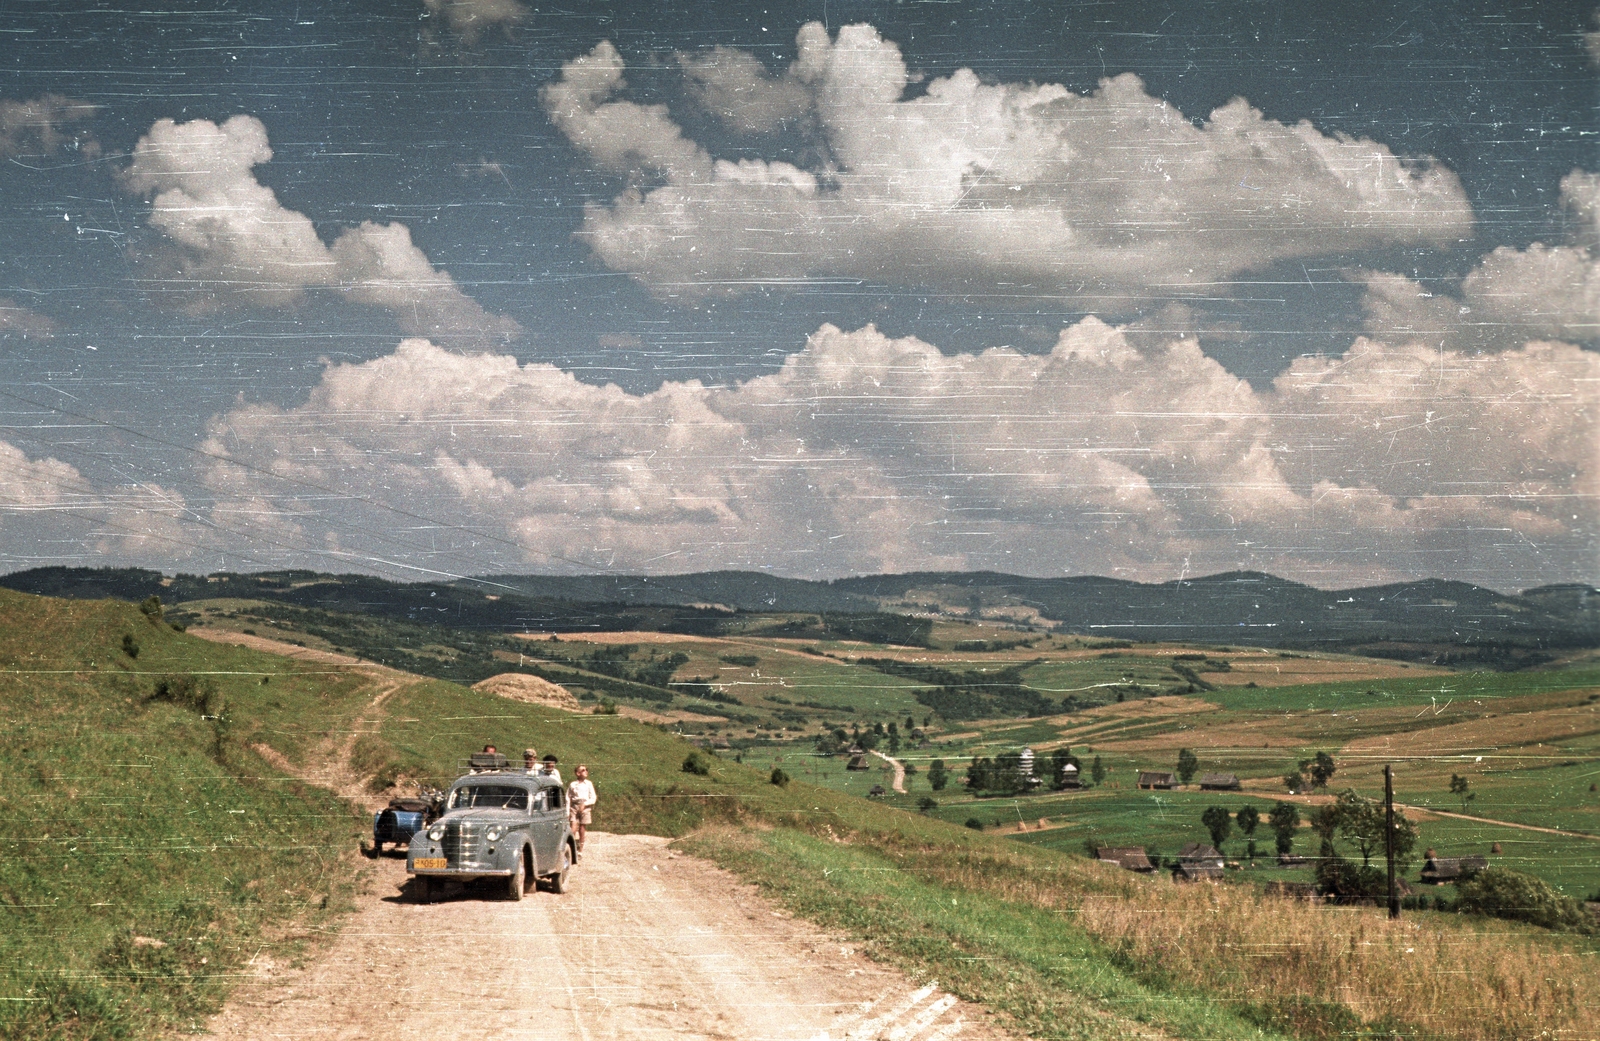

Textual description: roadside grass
[680,825,1292,1041]
[680,818,1598,1041]
[0,590,367,1040]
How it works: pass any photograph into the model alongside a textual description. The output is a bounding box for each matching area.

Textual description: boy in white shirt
[567,764,596,855]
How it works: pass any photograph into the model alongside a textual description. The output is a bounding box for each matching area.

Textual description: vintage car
[405,771,574,902]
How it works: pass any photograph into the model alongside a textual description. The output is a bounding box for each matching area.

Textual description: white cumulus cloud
[122,115,520,346]
[0,441,197,563]
[1359,168,1600,350]
[543,23,1474,302]
[196,319,1596,588]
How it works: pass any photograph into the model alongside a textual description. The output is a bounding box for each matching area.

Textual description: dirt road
[204,833,999,1041]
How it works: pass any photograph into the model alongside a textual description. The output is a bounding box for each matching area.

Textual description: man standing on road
[568,764,596,856]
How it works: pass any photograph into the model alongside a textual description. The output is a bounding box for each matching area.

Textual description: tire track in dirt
[203,834,1008,1041]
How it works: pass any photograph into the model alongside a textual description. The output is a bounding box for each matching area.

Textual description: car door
[531,783,562,872]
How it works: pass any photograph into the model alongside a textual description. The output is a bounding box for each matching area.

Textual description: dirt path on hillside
[1393,804,1600,841]
[873,750,908,793]
[204,834,1005,1041]
[192,627,419,811]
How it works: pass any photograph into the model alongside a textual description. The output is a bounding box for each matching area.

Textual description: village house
[1172,842,1225,880]
[1420,852,1488,884]
[1096,846,1154,873]
[1057,760,1081,788]
[1198,772,1241,790]
[845,745,870,771]
[1137,770,1178,790]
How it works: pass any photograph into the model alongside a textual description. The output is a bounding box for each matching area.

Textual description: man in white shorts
[567,764,596,856]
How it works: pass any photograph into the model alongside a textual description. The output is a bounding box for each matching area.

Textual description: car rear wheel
[505,851,525,901]
[547,843,571,894]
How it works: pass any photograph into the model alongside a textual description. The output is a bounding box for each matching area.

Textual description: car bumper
[408,866,517,879]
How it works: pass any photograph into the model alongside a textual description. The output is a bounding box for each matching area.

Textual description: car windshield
[448,785,528,810]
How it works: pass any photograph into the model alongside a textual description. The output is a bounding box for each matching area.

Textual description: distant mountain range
[3,566,1595,666]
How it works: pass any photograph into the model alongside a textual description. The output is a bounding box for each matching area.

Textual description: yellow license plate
[413,858,447,870]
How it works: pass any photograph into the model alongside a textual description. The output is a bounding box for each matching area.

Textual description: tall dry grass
[871,834,1596,1040]
[1078,875,1596,1039]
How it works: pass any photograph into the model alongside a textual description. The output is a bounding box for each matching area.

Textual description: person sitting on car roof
[538,754,561,784]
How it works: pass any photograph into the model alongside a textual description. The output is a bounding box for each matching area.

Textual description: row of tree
[1199,802,1303,857]
[964,748,1107,794]
[1197,790,1422,901]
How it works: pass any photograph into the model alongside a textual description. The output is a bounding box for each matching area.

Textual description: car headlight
[484,825,504,841]
[427,825,445,841]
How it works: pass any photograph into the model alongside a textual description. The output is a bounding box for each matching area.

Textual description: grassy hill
[1,586,1593,1040]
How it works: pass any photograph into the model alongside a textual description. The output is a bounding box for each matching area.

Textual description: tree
[1310,791,1419,902]
[1090,756,1106,786]
[993,751,1027,793]
[1449,774,1475,814]
[769,768,790,787]
[1269,801,1300,855]
[965,756,993,791]
[1236,804,1259,837]
[1283,769,1305,794]
[1176,748,1199,785]
[888,730,901,755]
[928,759,948,791]
[1201,806,1233,852]
[1305,751,1336,790]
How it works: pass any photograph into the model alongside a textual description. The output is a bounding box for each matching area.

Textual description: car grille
[443,820,480,864]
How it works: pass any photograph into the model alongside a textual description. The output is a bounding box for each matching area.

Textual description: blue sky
[0,0,1595,589]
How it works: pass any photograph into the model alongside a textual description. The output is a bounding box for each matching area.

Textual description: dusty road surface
[205,832,1004,1041]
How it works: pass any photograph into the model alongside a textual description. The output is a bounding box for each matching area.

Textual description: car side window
[531,789,548,811]
[549,787,563,810]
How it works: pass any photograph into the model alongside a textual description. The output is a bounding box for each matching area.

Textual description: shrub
[122,633,140,659]
[138,595,163,621]
[1457,867,1596,933]
[769,767,790,787]
[916,796,938,813]
[682,751,711,776]
[593,700,618,715]
[964,818,984,830]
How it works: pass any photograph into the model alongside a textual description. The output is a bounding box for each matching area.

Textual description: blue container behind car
[373,797,432,855]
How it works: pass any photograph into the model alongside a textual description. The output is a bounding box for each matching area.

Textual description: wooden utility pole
[1385,764,1400,919]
